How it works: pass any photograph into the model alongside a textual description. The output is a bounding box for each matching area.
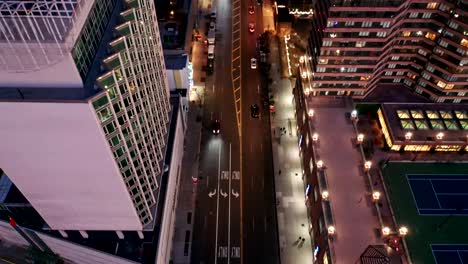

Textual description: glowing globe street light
[317,160,324,169]
[351,110,358,121]
[372,191,381,202]
[321,191,329,200]
[382,227,391,236]
[312,133,319,142]
[327,226,335,235]
[357,133,364,144]
[364,161,372,171]
[399,226,408,236]
[405,132,413,140]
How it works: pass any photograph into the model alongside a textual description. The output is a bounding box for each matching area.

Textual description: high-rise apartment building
[305,0,468,102]
[0,0,171,232]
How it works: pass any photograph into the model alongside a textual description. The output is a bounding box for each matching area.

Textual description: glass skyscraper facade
[93,0,171,225]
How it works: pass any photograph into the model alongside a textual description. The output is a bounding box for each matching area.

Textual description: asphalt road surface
[239,1,279,264]
[191,0,279,262]
[191,0,241,262]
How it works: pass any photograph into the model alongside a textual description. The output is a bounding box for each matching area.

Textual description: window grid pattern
[396,109,468,131]
[307,0,468,101]
[92,0,170,226]
[72,0,116,80]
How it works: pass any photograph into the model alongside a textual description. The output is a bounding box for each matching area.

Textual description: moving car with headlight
[212,120,220,135]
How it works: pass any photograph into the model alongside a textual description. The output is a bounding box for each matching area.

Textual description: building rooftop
[312,107,381,262]
[0,0,125,102]
[361,84,431,104]
[380,103,468,143]
[164,54,189,70]
[156,0,191,53]
[0,94,182,264]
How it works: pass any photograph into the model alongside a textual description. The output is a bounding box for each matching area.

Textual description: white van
[208,45,215,60]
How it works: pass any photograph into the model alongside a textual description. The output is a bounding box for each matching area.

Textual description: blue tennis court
[432,244,468,264]
[407,174,468,215]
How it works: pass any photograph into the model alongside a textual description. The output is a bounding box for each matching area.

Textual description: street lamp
[382,227,391,236]
[436,132,444,140]
[312,133,319,142]
[372,191,381,202]
[405,132,413,141]
[308,109,315,117]
[317,160,324,169]
[399,226,408,236]
[357,133,364,144]
[327,226,335,235]
[351,109,358,121]
[321,191,329,200]
[364,161,372,171]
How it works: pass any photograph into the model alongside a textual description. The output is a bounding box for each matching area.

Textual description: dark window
[187,212,192,224]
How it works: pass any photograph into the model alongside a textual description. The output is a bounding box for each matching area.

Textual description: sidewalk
[171,0,209,261]
[171,102,203,264]
[268,35,313,263]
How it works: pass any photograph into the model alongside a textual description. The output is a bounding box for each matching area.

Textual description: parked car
[250,58,257,69]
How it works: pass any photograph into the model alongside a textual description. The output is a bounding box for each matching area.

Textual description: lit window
[380,21,391,28]
[427,2,437,9]
[356,41,366,47]
[426,110,439,119]
[448,21,459,30]
[434,48,444,55]
[430,120,444,130]
[345,21,355,26]
[422,12,432,18]
[444,120,458,130]
[418,49,428,56]
[318,59,328,64]
[362,21,372,27]
[397,110,410,118]
[411,110,424,119]
[425,32,436,40]
[461,39,468,48]
[439,110,453,119]
[445,84,454,89]
[460,120,468,130]
[437,81,446,88]
[439,40,448,48]
[402,31,411,37]
[359,31,369,36]
[400,119,415,130]
[455,110,468,119]
[414,120,429,129]
[377,32,387,37]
